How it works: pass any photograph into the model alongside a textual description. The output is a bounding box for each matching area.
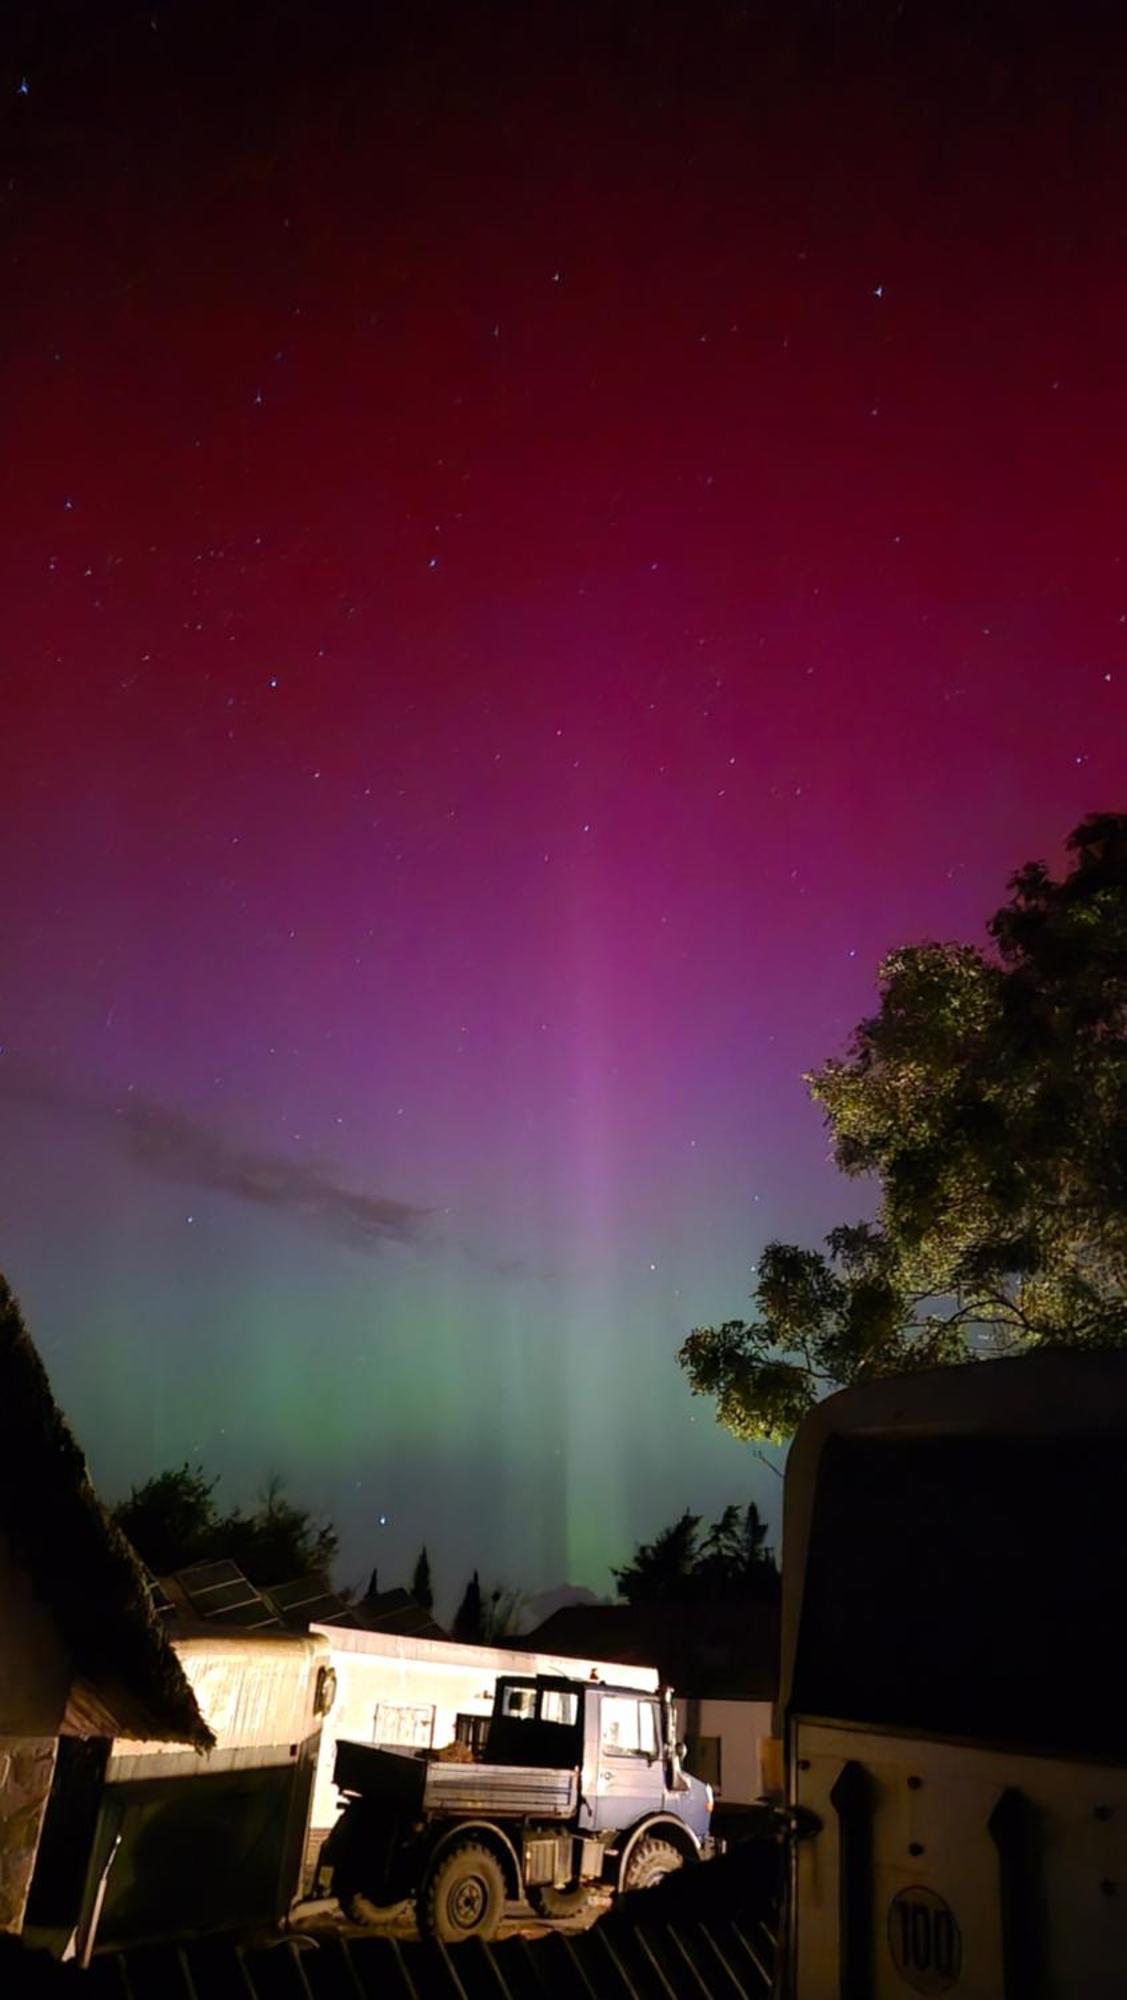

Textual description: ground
[291,1887,611,1945]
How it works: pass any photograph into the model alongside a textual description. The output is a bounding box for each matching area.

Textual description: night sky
[3,3,1126,1610]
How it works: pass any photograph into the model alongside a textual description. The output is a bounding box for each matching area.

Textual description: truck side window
[601,1697,657,1757]
[540,1689,578,1725]
[500,1687,537,1721]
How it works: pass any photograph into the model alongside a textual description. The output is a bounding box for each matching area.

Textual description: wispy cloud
[1,1066,432,1254]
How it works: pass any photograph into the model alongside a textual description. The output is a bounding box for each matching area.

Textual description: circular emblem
[887,1885,962,1993]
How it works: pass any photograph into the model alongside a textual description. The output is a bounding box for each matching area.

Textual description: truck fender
[615,1813,702,1893]
[422,1818,523,1900]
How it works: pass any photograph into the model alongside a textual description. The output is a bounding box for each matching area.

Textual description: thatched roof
[0,1275,213,1748]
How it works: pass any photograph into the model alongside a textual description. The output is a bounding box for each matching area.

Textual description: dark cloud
[1,1066,431,1253]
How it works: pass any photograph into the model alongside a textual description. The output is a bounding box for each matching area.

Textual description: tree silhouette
[681,814,1127,1442]
[613,1511,700,1603]
[452,1569,484,1642]
[114,1465,338,1584]
[614,1504,777,1604]
[410,1545,434,1611]
[114,1463,218,1576]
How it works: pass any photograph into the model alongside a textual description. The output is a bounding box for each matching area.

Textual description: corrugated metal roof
[79,1916,776,1996]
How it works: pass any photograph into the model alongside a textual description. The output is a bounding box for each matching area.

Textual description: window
[601,1697,658,1758]
[373,1703,435,1749]
[541,1689,578,1726]
[500,1685,537,1721]
[455,1713,490,1757]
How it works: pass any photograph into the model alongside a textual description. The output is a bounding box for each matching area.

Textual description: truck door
[588,1694,667,1832]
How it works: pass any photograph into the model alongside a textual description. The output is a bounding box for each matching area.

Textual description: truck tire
[621,1836,684,1893]
[420,1840,507,1943]
[527,1882,593,1920]
[343,1891,408,1926]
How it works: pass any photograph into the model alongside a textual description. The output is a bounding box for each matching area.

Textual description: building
[83,1628,334,1950]
[0,1276,210,1941]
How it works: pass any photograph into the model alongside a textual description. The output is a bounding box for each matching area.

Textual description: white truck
[316,1670,715,1940]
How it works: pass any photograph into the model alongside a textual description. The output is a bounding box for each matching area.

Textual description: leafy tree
[694,1502,775,1596]
[680,813,1127,1443]
[614,1503,777,1603]
[114,1463,219,1576]
[410,1545,434,1611]
[613,1510,701,1603]
[220,1473,338,1583]
[114,1465,338,1584]
[452,1569,484,1642]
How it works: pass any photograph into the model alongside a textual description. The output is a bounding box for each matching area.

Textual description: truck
[775,1346,1127,1998]
[315,1670,714,1941]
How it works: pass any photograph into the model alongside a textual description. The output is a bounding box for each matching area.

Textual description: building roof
[0,1275,213,1748]
[348,1585,448,1641]
[519,1599,779,1702]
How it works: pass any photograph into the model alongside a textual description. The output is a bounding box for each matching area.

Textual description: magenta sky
[3,5,1126,1610]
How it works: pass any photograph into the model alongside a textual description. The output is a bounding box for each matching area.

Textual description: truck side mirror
[675,1740,688,1763]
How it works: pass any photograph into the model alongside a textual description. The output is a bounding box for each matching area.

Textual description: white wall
[675,1695,774,1806]
[308,1625,658,1837]
[106,1632,331,1784]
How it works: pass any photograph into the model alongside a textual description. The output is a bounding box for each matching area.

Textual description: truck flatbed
[333,1738,579,1820]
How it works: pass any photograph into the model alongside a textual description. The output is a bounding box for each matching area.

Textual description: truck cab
[486,1674,711,1842]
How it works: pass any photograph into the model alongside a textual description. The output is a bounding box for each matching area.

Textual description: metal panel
[265,1576,355,1630]
[172,1560,282,1632]
[80,1918,776,1998]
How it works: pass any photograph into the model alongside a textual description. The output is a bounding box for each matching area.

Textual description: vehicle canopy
[782,1347,1127,1760]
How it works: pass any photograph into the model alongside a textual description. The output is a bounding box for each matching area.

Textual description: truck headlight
[705,1783,714,1814]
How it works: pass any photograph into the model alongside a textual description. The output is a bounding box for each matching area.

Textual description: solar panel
[172,1559,282,1631]
[263,1574,354,1628]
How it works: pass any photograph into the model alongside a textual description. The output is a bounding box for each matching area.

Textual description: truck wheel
[420,1841,507,1943]
[343,1891,405,1926]
[622,1837,684,1893]
[527,1883,593,1920]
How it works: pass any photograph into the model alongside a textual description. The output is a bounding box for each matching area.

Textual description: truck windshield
[792,1432,1126,1756]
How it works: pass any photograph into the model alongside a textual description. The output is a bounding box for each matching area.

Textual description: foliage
[114,1463,338,1584]
[613,1502,777,1603]
[221,1473,338,1583]
[680,814,1127,1443]
[114,1463,220,1578]
[410,1544,434,1612]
